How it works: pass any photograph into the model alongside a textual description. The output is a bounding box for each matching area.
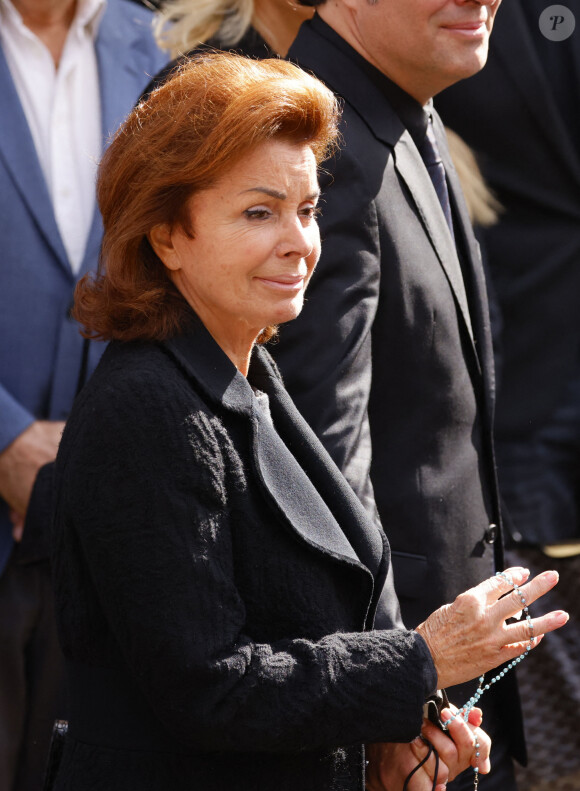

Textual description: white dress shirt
[0,0,105,273]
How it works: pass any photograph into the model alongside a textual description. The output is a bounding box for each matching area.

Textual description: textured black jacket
[51,316,435,791]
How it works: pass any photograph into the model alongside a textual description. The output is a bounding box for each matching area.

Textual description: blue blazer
[0,0,167,573]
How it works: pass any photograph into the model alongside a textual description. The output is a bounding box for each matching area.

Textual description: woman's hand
[422,706,491,782]
[365,738,449,791]
[415,567,569,689]
[365,709,489,791]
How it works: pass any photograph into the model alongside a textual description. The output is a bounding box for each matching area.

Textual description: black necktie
[418,116,455,240]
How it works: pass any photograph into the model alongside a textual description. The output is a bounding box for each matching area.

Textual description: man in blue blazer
[0,1,165,787]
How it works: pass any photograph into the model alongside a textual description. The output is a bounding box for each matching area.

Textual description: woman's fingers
[481,566,530,603]
[421,710,491,781]
[416,567,569,688]
[495,569,559,620]
[503,611,568,645]
[409,736,450,787]
[366,740,450,791]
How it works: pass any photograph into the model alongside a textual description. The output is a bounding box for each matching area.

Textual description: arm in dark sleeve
[57,367,434,755]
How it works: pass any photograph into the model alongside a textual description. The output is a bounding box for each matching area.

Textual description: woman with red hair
[49,53,566,791]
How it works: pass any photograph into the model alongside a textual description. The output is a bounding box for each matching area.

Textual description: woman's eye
[300,206,321,219]
[244,208,271,220]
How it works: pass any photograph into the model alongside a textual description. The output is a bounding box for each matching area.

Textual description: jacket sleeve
[0,384,35,453]
[56,366,435,755]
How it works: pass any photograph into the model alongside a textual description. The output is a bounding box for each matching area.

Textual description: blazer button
[484,523,497,544]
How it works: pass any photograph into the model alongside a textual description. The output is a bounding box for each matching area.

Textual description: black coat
[275,16,503,630]
[271,16,524,764]
[436,2,580,439]
[436,1,580,543]
[51,316,435,791]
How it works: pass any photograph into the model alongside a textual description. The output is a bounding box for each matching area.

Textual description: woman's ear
[148,223,181,271]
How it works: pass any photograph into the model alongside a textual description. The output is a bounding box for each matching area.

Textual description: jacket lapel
[79,1,165,275]
[0,45,71,276]
[163,322,378,575]
[96,1,158,142]
[393,131,476,355]
[290,18,477,361]
[250,349,385,578]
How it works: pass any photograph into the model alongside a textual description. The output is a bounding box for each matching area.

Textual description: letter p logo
[539,5,576,40]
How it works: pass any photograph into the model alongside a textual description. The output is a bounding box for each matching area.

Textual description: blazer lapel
[0,46,71,276]
[80,1,166,276]
[96,1,167,140]
[250,349,385,578]
[163,322,377,574]
[393,131,477,357]
[290,19,477,361]
[434,112,493,380]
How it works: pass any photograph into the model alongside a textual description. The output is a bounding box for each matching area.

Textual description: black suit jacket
[50,316,435,791]
[272,18,524,762]
[436,0,580,443]
[275,17,502,628]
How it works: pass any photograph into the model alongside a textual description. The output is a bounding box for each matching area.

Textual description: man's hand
[0,420,65,540]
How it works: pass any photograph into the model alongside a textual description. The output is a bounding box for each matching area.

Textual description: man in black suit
[270,0,522,788]
[437,0,580,550]
[436,2,580,784]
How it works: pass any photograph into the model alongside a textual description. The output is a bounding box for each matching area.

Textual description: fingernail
[555,611,569,625]
[546,570,559,584]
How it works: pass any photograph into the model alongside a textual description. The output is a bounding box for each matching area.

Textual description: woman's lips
[256,275,305,291]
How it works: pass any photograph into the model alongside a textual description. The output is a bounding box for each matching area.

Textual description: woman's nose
[277,217,315,259]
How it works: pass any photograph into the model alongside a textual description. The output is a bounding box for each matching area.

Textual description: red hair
[74,52,339,342]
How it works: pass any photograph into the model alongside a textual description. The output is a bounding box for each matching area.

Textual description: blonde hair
[154,0,254,58]
[445,127,502,228]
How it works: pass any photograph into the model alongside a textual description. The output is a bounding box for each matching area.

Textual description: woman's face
[150,139,320,367]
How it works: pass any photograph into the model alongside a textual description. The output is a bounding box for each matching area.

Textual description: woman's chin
[255,299,304,332]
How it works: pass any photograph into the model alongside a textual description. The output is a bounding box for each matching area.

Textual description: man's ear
[148,223,181,271]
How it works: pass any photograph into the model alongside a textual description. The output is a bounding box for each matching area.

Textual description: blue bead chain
[441,571,535,788]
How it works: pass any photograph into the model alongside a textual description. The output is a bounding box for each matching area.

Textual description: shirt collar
[74,0,107,40]
[310,14,431,149]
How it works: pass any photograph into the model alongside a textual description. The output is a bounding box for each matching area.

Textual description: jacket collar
[162,316,386,589]
[0,0,166,280]
[290,17,478,363]
[0,45,71,271]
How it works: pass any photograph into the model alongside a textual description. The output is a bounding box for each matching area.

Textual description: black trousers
[0,555,66,791]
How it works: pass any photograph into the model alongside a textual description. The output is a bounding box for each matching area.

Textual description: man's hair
[73,53,339,343]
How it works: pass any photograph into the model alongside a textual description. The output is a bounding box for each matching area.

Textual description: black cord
[402,739,440,791]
